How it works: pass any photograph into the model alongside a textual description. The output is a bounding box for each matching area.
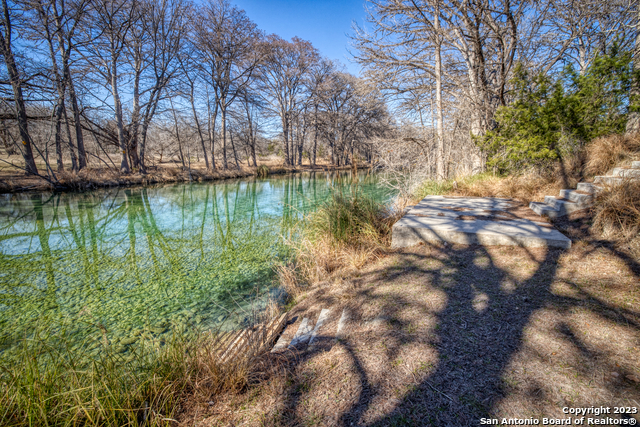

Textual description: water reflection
[0,171,390,353]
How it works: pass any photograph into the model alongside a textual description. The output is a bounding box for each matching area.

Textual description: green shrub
[479,45,638,174]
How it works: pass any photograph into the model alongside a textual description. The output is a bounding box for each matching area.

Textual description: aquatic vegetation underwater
[0,171,392,425]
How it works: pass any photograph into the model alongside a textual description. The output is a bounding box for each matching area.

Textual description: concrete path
[392,196,571,249]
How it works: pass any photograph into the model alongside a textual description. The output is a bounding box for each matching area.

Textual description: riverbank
[181,214,640,426]
[175,170,640,425]
[3,170,638,426]
[0,157,365,194]
[0,172,394,427]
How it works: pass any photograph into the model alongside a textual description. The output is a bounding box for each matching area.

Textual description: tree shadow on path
[334,243,639,426]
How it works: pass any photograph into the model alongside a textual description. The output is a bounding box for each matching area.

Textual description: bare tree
[236,87,263,167]
[127,0,187,172]
[178,40,211,169]
[307,58,335,167]
[316,72,390,166]
[194,0,263,170]
[0,0,39,175]
[83,0,138,173]
[1,0,399,180]
[260,35,319,166]
[30,0,91,172]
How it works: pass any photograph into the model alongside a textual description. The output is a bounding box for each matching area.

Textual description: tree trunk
[435,1,445,180]
[251,136,257,167]
[221,106,228,170]
[111,57,130,174]
[312,105,318,167]
[246,108,257,167]
[67,74,87,169]
[190,87,210,170]
[229,129,240,170]
[172,111,186,168]
[0,0,38,175]
[42,21,66,172]
[130,56,142,170]
[282,112,291,166]
[207,97,218,170]
[627,13,640,134]
[297,115,305,165]
[54,102,64,172]
[62,103,79,171]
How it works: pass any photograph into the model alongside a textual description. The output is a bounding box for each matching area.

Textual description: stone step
[308,308,331,347]
[632,161,640,169]
[271,308,343,352]
[594,176,624,186]
[543,196,585,215]
[289,317,313,348]
[612,168,640,178]
[576,182,603,194]
[558,189,594,206]
[529,201,561,219]
[335,308,351,341]
[392,196,571,249]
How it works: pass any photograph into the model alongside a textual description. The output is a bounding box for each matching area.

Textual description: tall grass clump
[285,189,400,285]
[306,192,389,247]
[591,180,640,239]
[585,133,640,176]
[256,165,270,178]
[0,321,264,427]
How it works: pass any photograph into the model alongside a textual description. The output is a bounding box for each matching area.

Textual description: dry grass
[181,241,640,426]
[412,132,640,208]
[451,171,566,205]
[286,192,404,289]
[591,180,640,239]
[0,298,288,427]
[0,327,260,426]
[288,236,385,286]
[585,133,640,176]
[411,170,566,205]
[276,263,304,297]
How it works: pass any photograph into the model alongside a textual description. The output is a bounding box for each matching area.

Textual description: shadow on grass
[271,240,640,427]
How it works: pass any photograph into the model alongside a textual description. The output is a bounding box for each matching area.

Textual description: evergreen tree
[480,46,638,173]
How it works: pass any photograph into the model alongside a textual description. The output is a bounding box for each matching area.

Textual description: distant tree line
[0,0,391,180]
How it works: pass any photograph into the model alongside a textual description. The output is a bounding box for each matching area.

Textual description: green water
[0,170,390,357]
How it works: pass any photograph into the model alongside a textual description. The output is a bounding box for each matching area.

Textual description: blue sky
[232,0,369,75]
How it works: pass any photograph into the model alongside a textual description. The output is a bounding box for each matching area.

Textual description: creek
[0,170,391,357]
